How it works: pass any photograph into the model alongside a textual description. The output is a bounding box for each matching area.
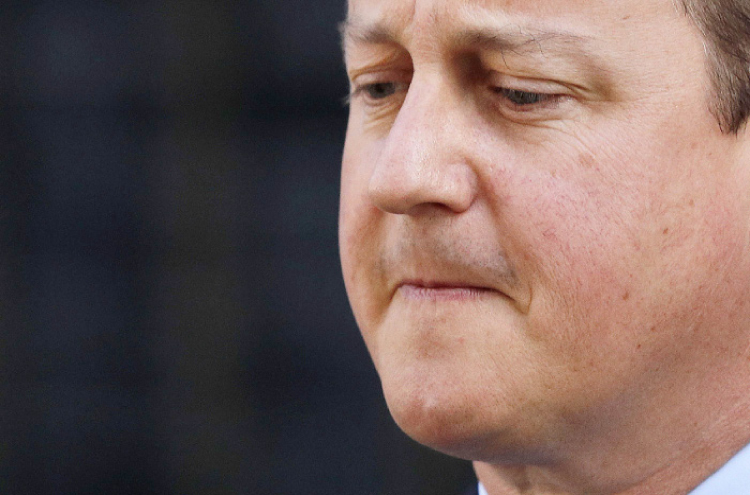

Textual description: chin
[389,392,555,465]
[378,359,555,464]
[388,397,481,459]
[380,365,499,460]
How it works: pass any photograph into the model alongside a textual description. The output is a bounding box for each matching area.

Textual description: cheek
[488,131,690,354]
[498,160,639,302]
[339,137,389,352]
[340,128,379,263]
[490,119,747,380]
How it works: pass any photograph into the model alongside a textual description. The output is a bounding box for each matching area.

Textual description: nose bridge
[387,75,453,170]
[368,76,477,215]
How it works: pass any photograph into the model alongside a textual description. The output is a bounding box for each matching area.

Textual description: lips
[397,280,495,302]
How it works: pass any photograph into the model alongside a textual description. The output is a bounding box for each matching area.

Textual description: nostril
[404,202,459,217]
[367,169,417,214]
[368,158,477,215]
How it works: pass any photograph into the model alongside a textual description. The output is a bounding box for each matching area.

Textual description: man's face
[340,0,750,462]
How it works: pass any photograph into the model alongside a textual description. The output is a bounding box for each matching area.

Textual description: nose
[367,80,478,215]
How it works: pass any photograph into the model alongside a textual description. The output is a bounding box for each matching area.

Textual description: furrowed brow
[339,18,399,49]
[339,17,602,73]
[451,28,590,60]
[452,28,592,55]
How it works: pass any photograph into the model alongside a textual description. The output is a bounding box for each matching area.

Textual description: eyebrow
[339,18,589,50]
[452,28,592,56]
[340,17,595,60]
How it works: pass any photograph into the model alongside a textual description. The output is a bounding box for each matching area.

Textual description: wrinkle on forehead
[345,0,686,41]
[346,0,418,39]
[343,0,599,52]
[344,0,466,40]
[342,0,603,77]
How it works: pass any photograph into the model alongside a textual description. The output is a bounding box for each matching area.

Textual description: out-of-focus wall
[1,1,475,494]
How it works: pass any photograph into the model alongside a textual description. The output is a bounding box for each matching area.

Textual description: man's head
[339,0,750,492]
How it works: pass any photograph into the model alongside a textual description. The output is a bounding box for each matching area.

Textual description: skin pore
[339,0,750,493]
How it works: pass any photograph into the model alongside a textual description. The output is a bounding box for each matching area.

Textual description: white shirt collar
[689,442,750,494]
[477,442,750,495]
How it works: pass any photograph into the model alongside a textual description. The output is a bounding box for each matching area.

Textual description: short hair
[681,0,750,133]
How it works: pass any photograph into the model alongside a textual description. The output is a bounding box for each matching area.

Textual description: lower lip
[398,284,493,302]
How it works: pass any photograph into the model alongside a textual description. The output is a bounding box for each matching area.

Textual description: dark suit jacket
[462,484,479,495]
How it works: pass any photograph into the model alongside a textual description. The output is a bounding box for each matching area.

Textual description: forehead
[344,0,681,48]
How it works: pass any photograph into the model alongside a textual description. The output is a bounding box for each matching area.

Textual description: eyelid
[350,69,412,89]
[483,71,579,119]
[489,71,570,96]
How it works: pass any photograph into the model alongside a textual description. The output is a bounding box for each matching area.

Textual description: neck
[476,436,746,495]
[475,376,750,495]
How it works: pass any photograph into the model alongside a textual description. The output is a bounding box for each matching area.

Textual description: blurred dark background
[0,1,475,494]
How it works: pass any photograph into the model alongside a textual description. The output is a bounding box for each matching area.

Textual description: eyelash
[349,82,405,105]
[494,88,557,108]
[349,81,561,113]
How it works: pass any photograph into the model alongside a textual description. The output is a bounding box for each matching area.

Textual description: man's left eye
[497,88,551,106]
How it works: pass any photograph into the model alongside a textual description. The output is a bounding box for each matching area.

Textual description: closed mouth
[397,281,495,301]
